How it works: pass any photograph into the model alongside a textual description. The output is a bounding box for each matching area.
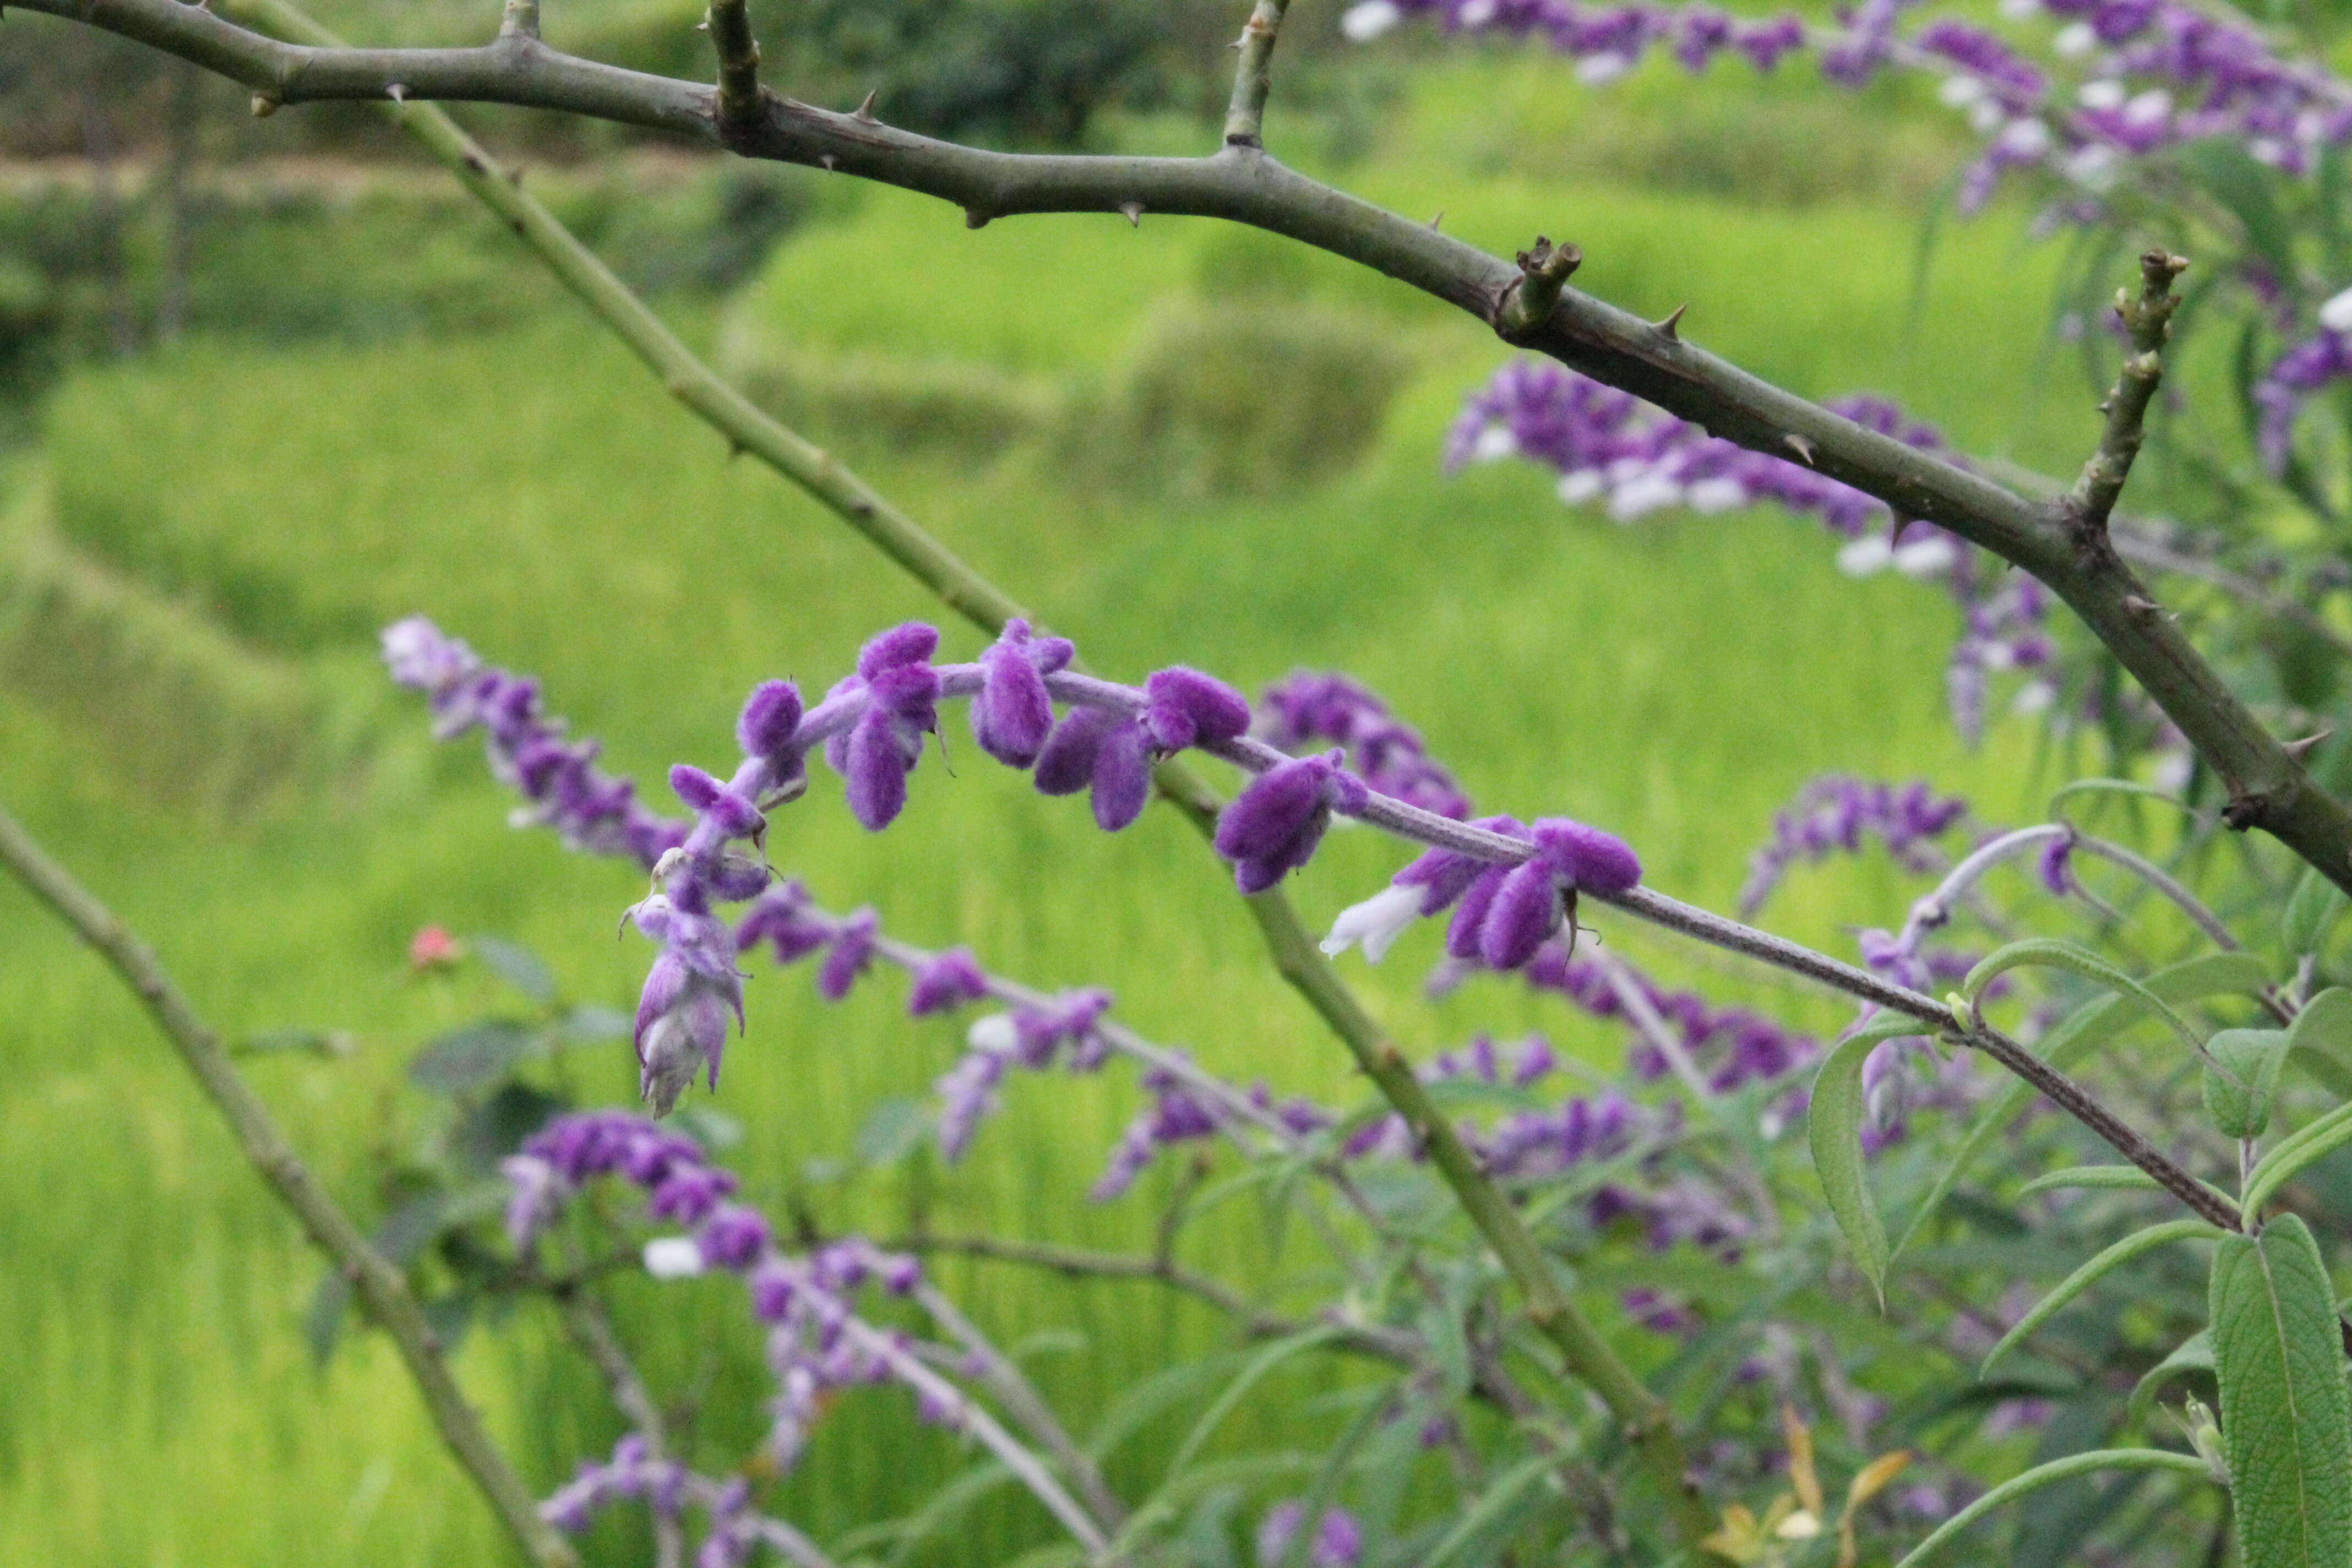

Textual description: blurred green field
[0,50,2104,1568]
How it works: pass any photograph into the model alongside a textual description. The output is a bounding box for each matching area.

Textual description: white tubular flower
[2319,286,2352,333]
[1320,883,1425,963]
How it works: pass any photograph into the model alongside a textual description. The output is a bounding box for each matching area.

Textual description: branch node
[2224,792,2269,831]
[1119,200,1143,228]
[1782,433,1816,466]
[705,0,763,130]
[1496,235,1581,336]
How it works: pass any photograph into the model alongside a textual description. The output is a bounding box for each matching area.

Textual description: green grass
[0,55,2110,1568]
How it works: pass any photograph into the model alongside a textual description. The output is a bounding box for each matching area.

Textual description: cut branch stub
[1499,236,1582,337]
[2066,250,2187,537]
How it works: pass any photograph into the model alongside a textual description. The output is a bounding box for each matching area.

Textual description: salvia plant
[22,0,2352,1563]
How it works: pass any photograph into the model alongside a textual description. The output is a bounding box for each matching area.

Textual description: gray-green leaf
[1962,938,2204,1055]
[2287,989,2352,1099]
[2283,868,2349,960]
[407,1019,535,1094]
[2212,1213,2352,1568]
[2204,1029,2291,1140]
[2128,1329,2215,1429]
[1808,1015,1921,1303]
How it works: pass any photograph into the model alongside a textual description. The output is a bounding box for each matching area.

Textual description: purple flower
[1213,749,1369,892]
[697,1203,772,1271]
[908,947,989,1016]
[826,623,942,831]
[1447,818,1641,972]
[1142,667,1253,751]
[970,618,1073,768]
[818,908,879,1002]
[500,1153,564,1250]
[734,880,832,965]
[632,917,744,1117]
[1033,705,1155,831]
[1256,672,1471,818]
[2037,831,2076,894]
[1256,1502,1363,1568]
[735,678,807,783]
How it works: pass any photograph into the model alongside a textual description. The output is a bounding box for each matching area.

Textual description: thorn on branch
[1652,303,1687,340]
[852,89,880,123]
[819,154,838,172]
[1496,235,1581,336]
[1429,210,1444,229]
[2284,729,2334,762]
[251,92,278,118]
[1782,433,1816,466]
[386,83,408,103]
[1119,201,1143,228]
[2124,593,2163,617]
[964,208,990,230]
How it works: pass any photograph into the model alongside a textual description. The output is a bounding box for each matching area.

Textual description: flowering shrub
[17,0,2352,1565]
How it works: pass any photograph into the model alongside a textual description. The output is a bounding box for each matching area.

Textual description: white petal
[1968,100,2006,134]
[965,1012,1019,1054]
[1997,118,2052,158]
[1939,76,1986,108]
[1684,477,1750,514]
[2078,79,2125,110]
[1836,535,1894,576]
[2011,679,2057,715]
[2318,286,2352,334]
[2124,89,2172,126]
[1320,883,1424,964]
[1607,472,1684,521]
[2053,21,2096,56]
[1892,536,1959,578]
[1459,0,1498,25]
[1471,424,1518,462]
[1556,470,1605,505]
[1575,53,1633,85]
[644,1236,706,1280]
[1997,0,2039,17]
[1340,0,1403,41]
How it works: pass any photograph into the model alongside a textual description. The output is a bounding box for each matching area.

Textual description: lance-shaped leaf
[469,934,557,1004]
[1892,1450,2214,1567]
[2018,1164,2161,1197]
[1808,1015,1926,1303]
[1962,938,2206,1055]
[2283,867,2349,960]
[2286,988,2352,1099]
[2212,1214,2352,1568]
[1981,1219,2225,1376]
[1894,952,2269,1260]
[2243,1099,2352,1222]
[2128,1329,2215,1428]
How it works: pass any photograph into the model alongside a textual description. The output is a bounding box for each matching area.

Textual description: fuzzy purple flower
[969,618,1074,768]
[1033,705,1155,831]
[1257,672,1473,819]
[908,947,989,1016]
[1214,749,1369,892]
[1256,1502,1363,1568]
[1441,818,1641,972]
[824,623,942,831]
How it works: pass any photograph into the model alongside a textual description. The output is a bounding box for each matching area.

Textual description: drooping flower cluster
[1519,944,1821,1095]
[1343,0,2352,214]
[1739,775,1972,915]
[1255,672,1473,819]
[1444,361,2054,739]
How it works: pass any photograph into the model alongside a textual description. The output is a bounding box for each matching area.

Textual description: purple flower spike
[1451,818,1640,972]
[971,618,1074,768]
[1213,749,1367,892]
[1142,667,1253,752]
[908,948,989,1016]
[819,909,879,1002]
[1033,706,1155,831]
[1480,858,1566,970]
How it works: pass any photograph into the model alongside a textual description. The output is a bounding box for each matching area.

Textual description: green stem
[0,801,579,1568]
[1221,0,1293,149]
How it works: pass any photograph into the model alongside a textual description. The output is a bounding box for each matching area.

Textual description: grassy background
[0,45,2104,1567]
